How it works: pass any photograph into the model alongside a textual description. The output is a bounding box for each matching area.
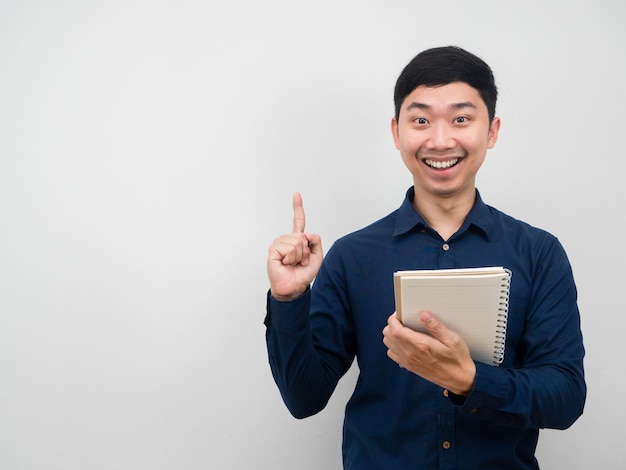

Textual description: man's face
[391,81,500,201]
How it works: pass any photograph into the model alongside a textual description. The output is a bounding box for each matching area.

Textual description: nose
[425,123,455,150]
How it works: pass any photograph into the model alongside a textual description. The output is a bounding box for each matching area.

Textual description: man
[264,46,585,469]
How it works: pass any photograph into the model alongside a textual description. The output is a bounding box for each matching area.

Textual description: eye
[454,116,468,124]
[414,117,428,125]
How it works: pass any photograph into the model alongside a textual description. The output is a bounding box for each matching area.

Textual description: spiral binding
[492,269,512,366]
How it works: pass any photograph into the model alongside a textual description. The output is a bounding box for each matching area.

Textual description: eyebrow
[405,101,478,112]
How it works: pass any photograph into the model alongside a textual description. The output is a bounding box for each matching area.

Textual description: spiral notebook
[393,267,511,366]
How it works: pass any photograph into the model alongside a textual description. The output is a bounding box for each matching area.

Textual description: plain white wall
[1,1,624,468]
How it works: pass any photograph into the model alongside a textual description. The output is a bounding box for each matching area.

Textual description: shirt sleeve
[451,237,586,429]
[264,253,356,418]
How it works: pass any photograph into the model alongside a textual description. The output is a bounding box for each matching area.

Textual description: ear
[487,117,501,149]
[391,117,401,150]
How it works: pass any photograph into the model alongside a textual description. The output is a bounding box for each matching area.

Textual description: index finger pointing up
[292,192,306,233]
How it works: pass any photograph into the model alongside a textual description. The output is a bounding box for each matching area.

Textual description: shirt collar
[393,187,493,240]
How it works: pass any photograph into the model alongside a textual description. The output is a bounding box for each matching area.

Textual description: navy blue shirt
[265,188,586,469]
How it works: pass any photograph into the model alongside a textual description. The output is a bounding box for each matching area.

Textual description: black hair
[394,46,498,122]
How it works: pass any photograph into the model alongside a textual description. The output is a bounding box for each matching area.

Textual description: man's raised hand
[267,193,323,300]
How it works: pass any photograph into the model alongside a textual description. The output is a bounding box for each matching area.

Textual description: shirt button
[442,441,451,450]
[442,389,449,398]
[442,243,450,251]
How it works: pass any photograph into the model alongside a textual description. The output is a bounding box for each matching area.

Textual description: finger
[384,312,404,335]
[275,234,306,266]
[292,192,306,233]
[387,311,401,327]
[382,313,404,343]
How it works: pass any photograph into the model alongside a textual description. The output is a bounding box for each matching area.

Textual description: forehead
[400,81,488,115]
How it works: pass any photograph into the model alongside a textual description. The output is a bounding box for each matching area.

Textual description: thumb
[420,310,449,342]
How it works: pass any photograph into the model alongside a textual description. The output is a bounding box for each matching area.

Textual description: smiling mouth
[424,158,459,169]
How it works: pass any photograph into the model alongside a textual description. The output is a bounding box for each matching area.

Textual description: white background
[1,1,624,468]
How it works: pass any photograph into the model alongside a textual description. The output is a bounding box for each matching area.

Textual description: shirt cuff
[264,287,311,335]
[451,362,509,417]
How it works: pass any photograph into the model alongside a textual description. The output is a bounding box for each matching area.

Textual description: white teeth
[425,158,459,169]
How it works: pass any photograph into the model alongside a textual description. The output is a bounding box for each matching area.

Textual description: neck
[412,187,476,241]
